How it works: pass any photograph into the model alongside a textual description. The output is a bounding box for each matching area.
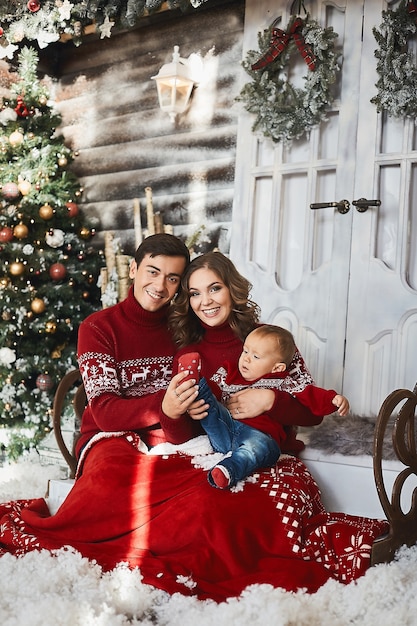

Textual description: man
[76,233,198,457]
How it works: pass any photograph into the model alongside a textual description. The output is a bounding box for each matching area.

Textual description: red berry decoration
[36,373,53,391]
[0,27,4,37]
[49,262,67,281]
[66,201,79,217]
[0,226,14,243]
[27,0,41,12]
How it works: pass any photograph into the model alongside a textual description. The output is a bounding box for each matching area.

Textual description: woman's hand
[162,371,199,419]
[186,397,209,421]
[226,388,275,419]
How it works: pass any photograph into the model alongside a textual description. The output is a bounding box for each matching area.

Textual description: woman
[163,251,323,452]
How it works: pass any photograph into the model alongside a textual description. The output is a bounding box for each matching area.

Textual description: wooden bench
[52,369,417,564]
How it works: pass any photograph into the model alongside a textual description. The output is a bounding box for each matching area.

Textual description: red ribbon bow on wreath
[251,17,316,72]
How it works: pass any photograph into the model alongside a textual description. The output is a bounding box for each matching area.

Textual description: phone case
[177,352,201,383]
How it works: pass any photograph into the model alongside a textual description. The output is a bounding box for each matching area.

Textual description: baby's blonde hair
[249,325,296,367]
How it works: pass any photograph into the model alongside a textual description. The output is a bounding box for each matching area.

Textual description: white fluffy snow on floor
[1,453,417,626]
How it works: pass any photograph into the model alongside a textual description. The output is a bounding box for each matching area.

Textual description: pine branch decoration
[371,1,417,118]
[0,1,211,53]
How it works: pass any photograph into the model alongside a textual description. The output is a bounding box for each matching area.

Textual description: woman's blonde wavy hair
[169,251,260,348]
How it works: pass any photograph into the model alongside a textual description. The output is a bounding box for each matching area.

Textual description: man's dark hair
[134,233,190,266]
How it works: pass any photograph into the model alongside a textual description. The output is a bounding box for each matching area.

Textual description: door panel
[343,0,417,411]
[231,0,359,398]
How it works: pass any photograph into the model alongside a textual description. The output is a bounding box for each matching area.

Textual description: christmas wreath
[237,15,340,143]
[371,0,417,118]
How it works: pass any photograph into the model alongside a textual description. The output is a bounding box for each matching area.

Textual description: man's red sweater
[76,286,197,456]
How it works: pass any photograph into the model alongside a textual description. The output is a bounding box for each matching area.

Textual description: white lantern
[151,46,196,122]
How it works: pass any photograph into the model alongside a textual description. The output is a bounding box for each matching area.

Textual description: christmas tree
[0,47,103,460]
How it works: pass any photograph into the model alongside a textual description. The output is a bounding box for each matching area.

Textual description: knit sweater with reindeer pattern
[76,286,198,456]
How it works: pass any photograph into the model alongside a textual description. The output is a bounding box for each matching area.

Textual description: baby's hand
[332,394,350,416]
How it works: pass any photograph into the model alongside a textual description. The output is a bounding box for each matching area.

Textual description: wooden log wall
[40,0,245,257]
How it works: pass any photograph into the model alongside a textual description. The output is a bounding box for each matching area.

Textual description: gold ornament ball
[39,95,47,106]
[0,276,10,288]
[9,261,25,276]
[13,222,29,239]
[58,155,68,167]
[39,203,54,220]
[31,297,46,314]
[45,320,57,333]
[2,310,11,321]
[9,130,24,147]
[18,180,32,196]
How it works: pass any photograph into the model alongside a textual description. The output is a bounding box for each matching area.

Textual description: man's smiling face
[129,253,186,311]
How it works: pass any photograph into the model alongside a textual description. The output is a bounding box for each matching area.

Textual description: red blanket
[0,435,388,601]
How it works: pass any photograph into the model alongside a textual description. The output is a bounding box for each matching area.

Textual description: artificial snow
[0,453,416,625]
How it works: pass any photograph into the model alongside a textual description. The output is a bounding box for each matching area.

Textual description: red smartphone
[177,352,201,383]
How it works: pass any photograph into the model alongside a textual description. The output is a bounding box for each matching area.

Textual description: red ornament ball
[0,27,3,37]
[36,373,53,391]
[2,182,20,199]
[27,0,41,12]
[0,226,14,243]
[66,201,79,217]
[49,262,67,281]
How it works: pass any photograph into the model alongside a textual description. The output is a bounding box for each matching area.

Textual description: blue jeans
[198,378,280,488]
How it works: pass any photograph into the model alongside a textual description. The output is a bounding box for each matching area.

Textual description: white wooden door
[231,0,417,415]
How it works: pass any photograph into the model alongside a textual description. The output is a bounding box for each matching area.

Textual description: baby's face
[238,334,284,382]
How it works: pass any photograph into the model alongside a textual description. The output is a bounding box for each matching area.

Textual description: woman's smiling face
[188,267,233,327]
